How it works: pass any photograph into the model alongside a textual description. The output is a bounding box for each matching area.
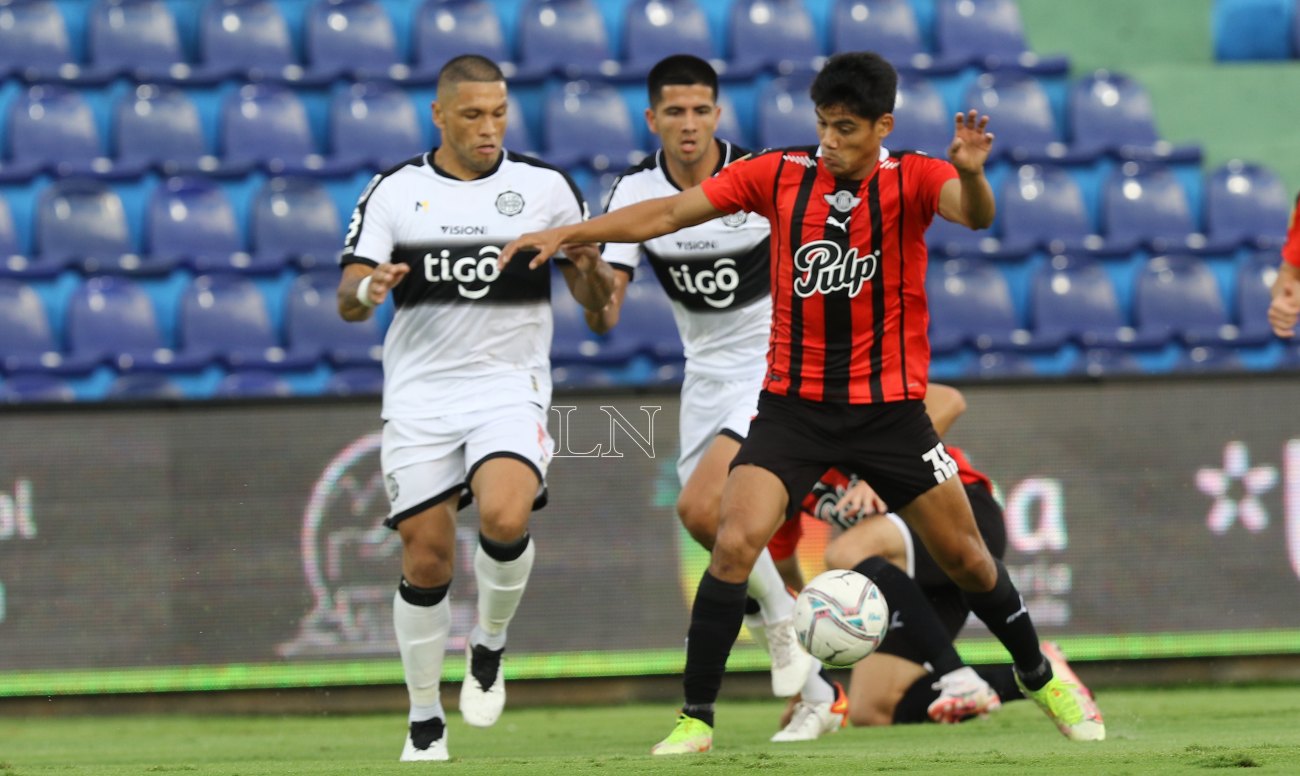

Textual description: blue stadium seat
[0,0,76,80]
[714,93,749,149]
[1213,0,1294,60]
[1236,250,1281,340]
[551,363,620,389]
[927,257,1060,352]
[1029,253,1163,348]
[0,374,76,403]
[179,274,316,370]
[1203,160,1291,248]
[1068,347,1144,377]
[7,84,113,175]
[830,0,964,72]
[516,0,618,81]
[0,194,17,257]
[727,0,822,76]
[196,0,298,80]
[543,80,641,171]
[934,0,1068,73]
[1102,162,1221,253]
[412,0,511,77]
[114,84,214,173]
[249,177,342,269]
[88,0,186,79]
[35,179,136,269]
[213,369,293,398]
[106,372,185,400]
[221,84,345,174]
[147,177,247,273]
[504,93,537,155]
[550,274,620,365]
[0,279,100,376]
[962,72,1073,163]
[756,73,817,148]
[1173,344,1245,373]
[610,279,682,363]
[890,74,951,156]
[325,365,384,395]
[967,350,1037,379]
[330,81,422,170]
[65,275,207,370]
[1133,254,1237,345]
[305,0,401,80]
[621,0,716,77]
[998,164,1103,254]
[1068,71,1201,163]
[284,270,383,366]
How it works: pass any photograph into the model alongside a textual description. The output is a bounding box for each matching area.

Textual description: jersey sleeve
[700,153,774,219]
[341,173,395,268]
[1283,193,1300,268]
[549,169,590,265]
[599,174,642,276]
[907,154,959,225]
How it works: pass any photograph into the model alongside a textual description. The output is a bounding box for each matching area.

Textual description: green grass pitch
[4,685,1300,775]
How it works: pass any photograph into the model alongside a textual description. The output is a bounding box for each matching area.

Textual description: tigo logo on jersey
[667,257,741,308]
[424,245,504,300]
[792,240,878,299]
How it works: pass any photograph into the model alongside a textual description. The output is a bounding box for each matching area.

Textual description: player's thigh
[712,465,791,581]
[848,652,929,727]
[381,417,471,584]
[465,403,551,540]
[824,513,910,573]
[896,477,995,591]
[677,433,741,542]
[395,494,460,586]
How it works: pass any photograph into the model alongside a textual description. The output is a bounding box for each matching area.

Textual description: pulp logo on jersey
[424,245,503,300]
[667,257,741,308]
[792,240,878,298]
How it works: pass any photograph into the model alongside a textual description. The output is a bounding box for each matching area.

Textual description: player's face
[816,105,893,180]
[646,85,720,167]
[433,80,509,177]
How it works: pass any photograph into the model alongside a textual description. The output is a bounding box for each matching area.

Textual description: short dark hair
[437,54,506,96]
[646,54,718,106]
[810,52,897,121]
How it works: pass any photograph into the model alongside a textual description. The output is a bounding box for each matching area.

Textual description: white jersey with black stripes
[603,139,772,380]
[342,150,587,420]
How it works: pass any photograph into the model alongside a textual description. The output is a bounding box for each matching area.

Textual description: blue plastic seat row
[0,0,1068,86]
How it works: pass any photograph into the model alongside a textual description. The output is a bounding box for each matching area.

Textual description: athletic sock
[393,578,451,722]
[471,532,535,650]
[800,666,836,704]
[853,556,964,677]
[683,571,748,715]
[961,559,1051,689]
[975,664,1025,702]
[748,548,794,622]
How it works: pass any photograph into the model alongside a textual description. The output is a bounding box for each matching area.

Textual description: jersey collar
[426,147,506,181]
[658,138,730,192]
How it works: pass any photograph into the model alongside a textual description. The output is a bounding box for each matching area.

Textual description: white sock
[472,536,536,648]
[748,548,795,623]
[801,665,835,704]
[393,590,450,722]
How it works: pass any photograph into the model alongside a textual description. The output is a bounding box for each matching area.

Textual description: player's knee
[709,529,763,581]
[824,540,865,571]
[675,494,718,547]
[399,541,453,588]
[477,506,530,544]
[939,544,996,592]
[848,702,894,727]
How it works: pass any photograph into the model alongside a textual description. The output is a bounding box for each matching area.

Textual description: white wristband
[356,275,376,308]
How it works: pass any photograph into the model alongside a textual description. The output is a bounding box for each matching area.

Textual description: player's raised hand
[948,109,994,175]
[365,262,410,305]
[836,478,888,519]
[499,228,566,271]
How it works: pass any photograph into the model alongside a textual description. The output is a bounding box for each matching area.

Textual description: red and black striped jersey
[701,145,956,403]
[1284,191,1300,269]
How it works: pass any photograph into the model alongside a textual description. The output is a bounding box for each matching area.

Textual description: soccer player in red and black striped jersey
[500,51,1103,751]
[1268,191,1300,337]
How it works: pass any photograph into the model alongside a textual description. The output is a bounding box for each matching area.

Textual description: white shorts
[381,402,554,527]
[676,370,763,486]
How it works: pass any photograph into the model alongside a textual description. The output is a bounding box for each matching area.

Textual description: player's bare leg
[395,495,459,761]
[679,436,811,696]
[459,457,541,728]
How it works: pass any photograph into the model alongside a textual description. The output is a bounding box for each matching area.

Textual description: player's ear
[644,106,658,135]
[431,100,445,132]
[876,113,894,139]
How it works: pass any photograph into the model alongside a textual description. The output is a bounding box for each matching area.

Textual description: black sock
[479,531,530,562]
[744,596,762,616]
[853,557,964,677]
[975,665,1025,702]
[893,673,940,724]
[682,571,748,722]
[961,559,1050,688]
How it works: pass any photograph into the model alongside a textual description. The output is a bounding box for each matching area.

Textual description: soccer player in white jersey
[590,55,832,728]
[336,55,614,762]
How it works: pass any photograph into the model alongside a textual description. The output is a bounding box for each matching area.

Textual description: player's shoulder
[763,145,820,168]
[504,149,585,205]
[363,153,430,196]
[886,148,950,167]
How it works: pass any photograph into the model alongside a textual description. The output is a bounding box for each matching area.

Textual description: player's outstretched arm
[337,262,409,321]
[1269,261,1300,338]
[938,110,996,230]
[923,383,967,436]
[499,187,724,271]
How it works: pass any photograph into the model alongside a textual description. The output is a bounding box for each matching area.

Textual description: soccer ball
[793,569,889,667]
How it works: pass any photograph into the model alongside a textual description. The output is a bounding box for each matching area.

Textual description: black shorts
[731,392,946,521]
[876,483,1007,664]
